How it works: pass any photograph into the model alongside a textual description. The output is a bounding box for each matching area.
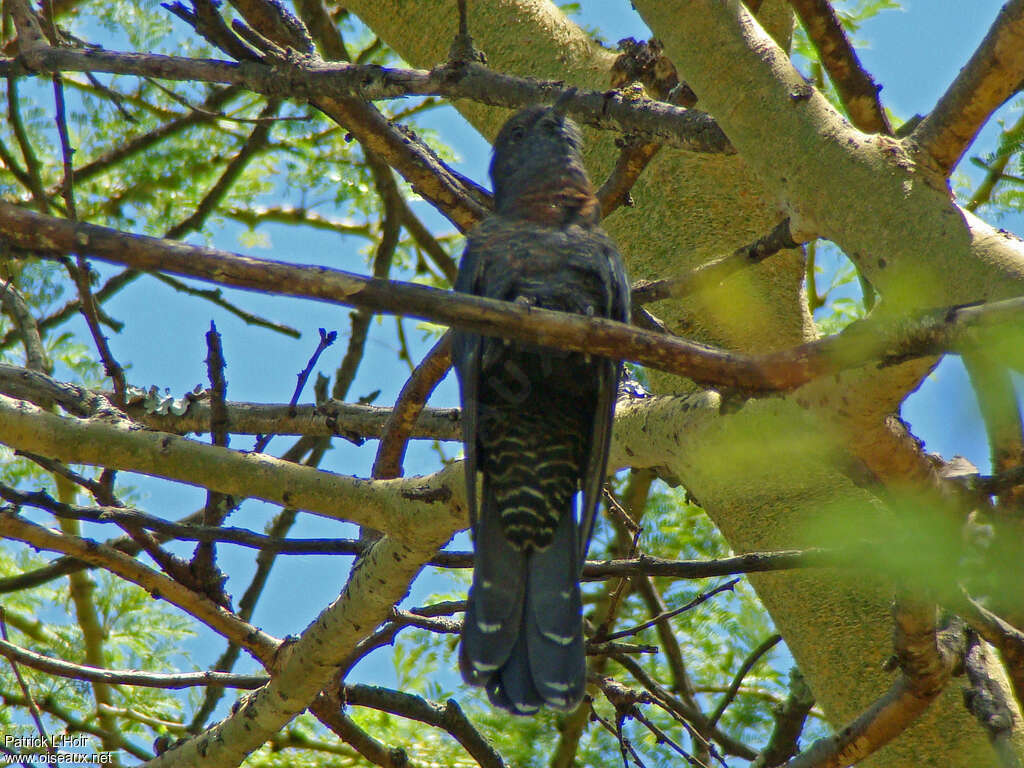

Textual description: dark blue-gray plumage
[453,104,630,714]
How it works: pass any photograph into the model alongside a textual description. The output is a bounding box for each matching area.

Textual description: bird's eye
[509,126,526,141]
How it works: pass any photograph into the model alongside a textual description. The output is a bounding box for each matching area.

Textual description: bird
[452,102,630,714]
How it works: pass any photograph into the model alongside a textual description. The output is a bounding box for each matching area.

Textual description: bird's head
[489,102,589,214]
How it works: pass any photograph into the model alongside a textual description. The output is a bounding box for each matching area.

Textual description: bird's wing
[578,241,631,561]
[451,238,486,532]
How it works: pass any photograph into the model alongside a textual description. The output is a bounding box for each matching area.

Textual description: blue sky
[32,0,1024,750]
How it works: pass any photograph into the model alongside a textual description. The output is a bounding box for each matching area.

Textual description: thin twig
[287,327,338,416]
[611,653,757,760]
[966,110,1024,212]
[151,272,301,338]
[788,0,891,134]
[52,74,129,405]
[189,321,233,602]
[0,608,53,756]
[603,579,740,642]
[706,633,782,731]
[632,218,800,305]
[15,451,120,505]
[0,636,268,689]
[6,76,51,212]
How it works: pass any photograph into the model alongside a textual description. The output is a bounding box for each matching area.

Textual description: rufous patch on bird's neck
[502,171,600,228]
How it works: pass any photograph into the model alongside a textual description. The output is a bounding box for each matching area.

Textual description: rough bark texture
[340,1,1024,765]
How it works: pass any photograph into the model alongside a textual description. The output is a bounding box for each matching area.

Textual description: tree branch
[127,394,462,442]
[780,608,965,768]
[0,687,152,761]
[911,0,1024,175]
[341,683,506,768]
[0,393,467,539]
[788,0,891,134]
[632,218,800,305]
[0,609,51,757]
[706,633,783,731]
[0,507,206,594]
[956,594,1024,707]
[3,203,1021,394]
[962,634,1023,768]
[0,280,50,373]
[611,652,758,760]
[145,532,448,768]
[371,332,452,480]
[0,509,279,660]
[0,636,268,689]
[1,47,733,155]
[751,667,815,768]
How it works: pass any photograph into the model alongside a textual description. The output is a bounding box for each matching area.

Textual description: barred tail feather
[461,486,586,714]
[522,499,585,709]
[460,482,526,688]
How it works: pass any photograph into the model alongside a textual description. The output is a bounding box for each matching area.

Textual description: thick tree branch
[912,0,1024,176]
[127,395,462,442]
[145,533,448,768]
[0,361,451,449]
[310,92,488,234]
[962,635,1024,767]
[3,204,1021,394]
[780,609,965,768]
[0,47,733,155]
[632,0,1024,314]
[0,394,467,539]
[957,595,1024,707]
